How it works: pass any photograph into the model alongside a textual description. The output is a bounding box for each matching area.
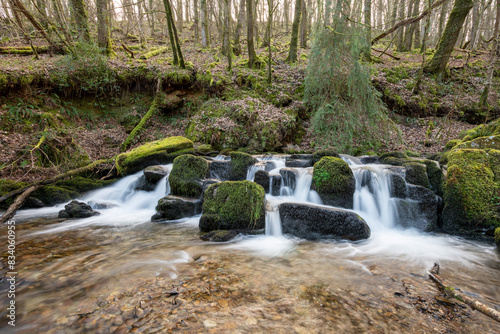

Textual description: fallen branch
[121,43,135,58]
[0,46,50,55]
[428,263,500,323]
[0,185,41,224]
[0,158,115,206]
[372,0,448,45]
[372,48,400,60]
[454,47,490,55]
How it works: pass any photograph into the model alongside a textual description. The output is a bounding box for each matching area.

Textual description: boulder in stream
[279,203,370,241]
[169,154,209,198]
[58,200,100,219]
[199,181,266,232]
[200,230,239,242]
[254,170,270,192]
[311,157,355,209]
[152,195,202,221]
[229,152,258,180]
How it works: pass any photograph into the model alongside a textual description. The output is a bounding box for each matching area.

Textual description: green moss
[230,151,257,180]
[454,135,500,151]
[442,149,500,234]
[116,136,194,175]
[0,179,28,209]
[32,186,79,206]
[404,150,421,157]
[461,119,500,141]
[199,181,266,232]
[312,157,355,208]
[195,144,214,153]
[380,151,409,165]
[445,139,462,151]
[0,72,7,90]
[169,154,209,197]
[423,159,444,195]
[404,162,431,189]
[55,176,114,193]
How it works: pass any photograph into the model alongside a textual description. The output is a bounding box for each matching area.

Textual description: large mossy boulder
[116,136,194,175]
[169,154,209,198]
[311,157,355,208]
[404,162,431,189]
[442,149,500,235]
[229,151,257,180]
[199,181,266,232]
[279,203,370,241]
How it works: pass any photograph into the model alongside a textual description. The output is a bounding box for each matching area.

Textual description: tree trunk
[177,0,183,32]
[223,0,231,57]
[233,0,246,55]
[267,0,273,83]
[413,0,422,49]
[425,0,473,74]
[299,0,307,48]
[201,0,209,47]
[69,0,91,41]
[247,0,256,67]
[194,0,199,42]
[396,0,406,51]
[164,0,186,67]
[288,0,301,62]
[479,0,500,106]
[364,0,372,44]
[284,0,289,29]
[97,0,111,55]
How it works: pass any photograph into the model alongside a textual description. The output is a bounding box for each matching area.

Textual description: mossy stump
[199,181,266,232]
[116,136,194,175]
[311,157,355,209]
[169,154,209,198]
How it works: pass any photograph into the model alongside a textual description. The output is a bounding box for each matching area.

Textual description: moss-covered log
[0,46,50,54]
[120,94,161,152]
[139,46,168,59]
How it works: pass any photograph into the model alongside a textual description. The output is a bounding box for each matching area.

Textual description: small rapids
[2,156,499,333]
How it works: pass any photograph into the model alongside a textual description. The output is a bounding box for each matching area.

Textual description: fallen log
[139,47,167,60]
[121,43,135,58]
[428,263,500,323]
[0,185,41,224]
[0,158,115,206]
[0,46,50,55]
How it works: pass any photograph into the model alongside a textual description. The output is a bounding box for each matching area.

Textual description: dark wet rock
[134,175,156,192]
[311,157,355,209]
[199,181,266,232]
[58,200,100,219]
[144,165,168,183]
[291,154,313,160]
[285,159,313,168]
[254,170,270,192]
[388,173,407,198]
[270,173,281,196]
[229,152,258,180]
[403,185,438,230]
[279,168,298,192]
[404,162,431,189]
[209,160,231,180]
[200,230,239,242]
[22,197,45,209]
[87,201,117,210]
[152,195,202,221]
[359,156,380,164]
[279,203,370,241]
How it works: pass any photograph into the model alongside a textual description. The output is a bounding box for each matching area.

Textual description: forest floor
[0,26,498,181]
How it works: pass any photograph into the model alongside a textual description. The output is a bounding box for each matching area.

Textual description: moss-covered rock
[445,139,462,151]
[311,150,340,164]
[199,181,266,232]
[169,154,209,198]
[404,162,431,189]
[423,159,444,196]
[230,151,257,181]
[116,136,194,175]
[379,151,409,166]
[195,144,214,154]
[55,177,114,193]
[312,157,355,208]
[454,135,500,151]
[461,118,500,142]
[32,186,79,206]
[0,179,28,209]
[442,149,500,235]
[200,230,239,242]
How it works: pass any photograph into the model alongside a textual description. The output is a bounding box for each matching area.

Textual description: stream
[1,156,500,333]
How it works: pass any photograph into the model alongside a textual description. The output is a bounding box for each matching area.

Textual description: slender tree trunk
[247,0,256,67]
[201,0,209,46]
[413,0,422,49]
[233,0,245,55]
[267,0,273,83]
[436,0,449,46]
[177,0,183,32]
[223,0,231,57]
[425,0,473,74]
[390,0,398,29]
[194,0,199,41]
[284,0,289,29]
[480,0,500,106]
[97,0,112,55]
[364,0,371,44]
[288,0,301,62]
[397,0,406,50]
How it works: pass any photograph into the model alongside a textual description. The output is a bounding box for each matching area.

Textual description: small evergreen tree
[304,1,398,153]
